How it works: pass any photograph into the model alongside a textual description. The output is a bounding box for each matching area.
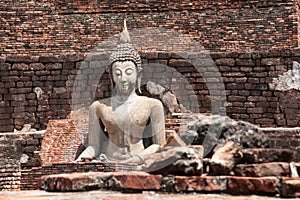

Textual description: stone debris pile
[37,116,300,198]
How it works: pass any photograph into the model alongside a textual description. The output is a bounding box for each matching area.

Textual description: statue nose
[119,74,127,82]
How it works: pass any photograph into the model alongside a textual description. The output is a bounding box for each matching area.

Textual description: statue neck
[112,91,137,109]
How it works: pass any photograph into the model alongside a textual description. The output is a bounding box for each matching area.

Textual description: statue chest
[99,102,151,134]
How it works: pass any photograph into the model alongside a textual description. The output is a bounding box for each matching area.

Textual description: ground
[0,191,298,200]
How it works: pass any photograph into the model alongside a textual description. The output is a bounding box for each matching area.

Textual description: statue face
[112,61,137,95]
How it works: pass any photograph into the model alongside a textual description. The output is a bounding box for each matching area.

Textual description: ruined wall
[0,119,300,192]
[0,132,43,191]
[0,0,299,55]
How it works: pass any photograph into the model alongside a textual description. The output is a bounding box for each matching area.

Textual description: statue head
[111,60,137,95]
[109,20,142,94]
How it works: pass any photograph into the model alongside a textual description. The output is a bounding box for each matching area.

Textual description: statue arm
[150,100,166,147]
[76,102,102,161]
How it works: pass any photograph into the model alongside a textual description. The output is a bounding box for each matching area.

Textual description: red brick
[261,58,283,66]
[236,59,255,67]
[169,59,192,68]
[215,58,235,66]
[45,63,62,70]
[234,162,290,177]
[110,172,162,191]
[40,172,161,192]
[39,56,58,63]
[281,178,300,198]
[40,172,112,191]
[241,148,294,164]
[6,55,36,63]
[175,176,227,192]
[30,63,45,70]
[11,63,29,70]
[228,176,278,194]
[209,141,242,175]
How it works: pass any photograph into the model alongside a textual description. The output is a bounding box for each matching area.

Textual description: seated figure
[76,21,166,163]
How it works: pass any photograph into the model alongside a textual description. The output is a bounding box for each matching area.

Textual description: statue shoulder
[90,98,111,108]
[138,96,163,108]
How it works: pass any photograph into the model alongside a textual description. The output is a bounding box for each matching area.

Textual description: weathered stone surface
[241,148,294,164]
[5,55,37,63]
[38,56,58,63]
[175,176,227,192]
[166,131,187,147]
[228,176,278,195]
[108,172,162,191]
[139,81,183,114]
[215,58,235,66]
[270,61,300,91]
[185,115,270,156]
[39,172,161,192]
[169,59,193,67]
[281,178,300,198]
[209,141,242,175]
[40,172,112,191]
[145,147,203,176]
[293,163,300,176]
[234,162,290,177]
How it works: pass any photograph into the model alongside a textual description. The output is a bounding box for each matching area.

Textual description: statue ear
[109,65,116,92]
[137,75,142,93]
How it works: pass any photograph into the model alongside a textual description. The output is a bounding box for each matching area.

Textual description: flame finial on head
[109,19,141,69]
[120,19,131,44]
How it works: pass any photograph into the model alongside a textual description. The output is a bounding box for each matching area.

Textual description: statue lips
[118,82,134,95]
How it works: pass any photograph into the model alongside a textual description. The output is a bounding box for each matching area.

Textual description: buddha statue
[76,20,166,163]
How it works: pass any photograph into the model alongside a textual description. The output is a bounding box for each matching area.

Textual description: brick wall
[0,0,299,55]
[0,132,44,191]
[1,49,300,132]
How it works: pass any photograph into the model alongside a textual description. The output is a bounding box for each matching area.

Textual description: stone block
[11,63,29,70]
[169,59,192,68]
[174,176,227,192]
[145,147,203,176]
[40,172,112,191]
[241,148,294,164]
[236,59,255,67]
[261,58,283,66]
[166,131,187,147]
[108,172,162,191]
[227,176,278,195]
[234,162,290,177]
[39,56,58,63]
[281,178,300,198]
[209,141,242,175]
[40,172,161,192]
[29,63,45,70]
[215,58,235,66]
[45,63,62,70]
[6,55,37,63]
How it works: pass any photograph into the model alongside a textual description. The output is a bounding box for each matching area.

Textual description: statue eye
[114,69,121,76]
[125,68,134,75]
